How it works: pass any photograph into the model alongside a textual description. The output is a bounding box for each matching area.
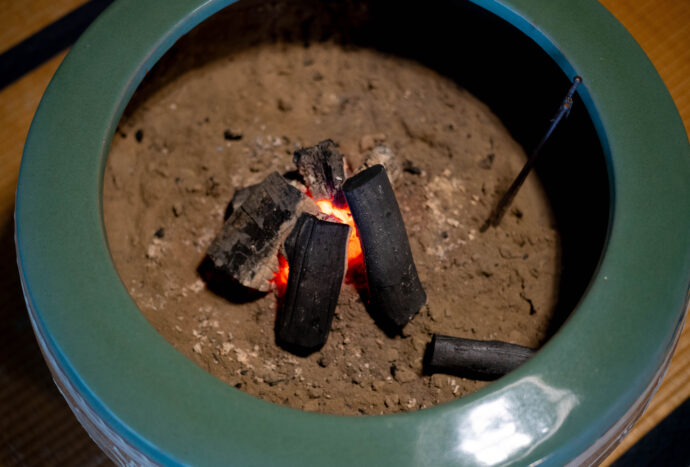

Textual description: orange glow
[315,199,363,267]
[272,253,290,296]
[272,197,367,296]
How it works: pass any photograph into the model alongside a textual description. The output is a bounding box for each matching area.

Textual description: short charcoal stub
[276,214,350,353]
[343,164,426,327]
[425,334,535,381]
[293,139,346,205]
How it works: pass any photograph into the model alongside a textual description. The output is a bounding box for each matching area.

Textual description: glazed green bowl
[15,0,690,465]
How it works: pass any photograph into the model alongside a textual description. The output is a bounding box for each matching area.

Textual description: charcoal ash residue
[103,38,559,414]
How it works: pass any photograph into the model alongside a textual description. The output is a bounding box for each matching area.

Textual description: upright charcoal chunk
[276,214,350,352]
[343,164,426,327]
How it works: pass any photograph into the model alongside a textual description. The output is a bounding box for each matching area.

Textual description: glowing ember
[315,199,363,267]
[272,197,366,294]
[272,253,290,295]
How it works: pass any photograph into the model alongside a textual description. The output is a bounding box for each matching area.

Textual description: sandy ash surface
[103,34,560,415]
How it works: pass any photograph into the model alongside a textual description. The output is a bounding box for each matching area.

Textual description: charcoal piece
[223,182,259,220]
[425,334,535,380]
[276,214,350,352]
[343,164,426,327]
[206,172,317,292]
[293,139,345,204]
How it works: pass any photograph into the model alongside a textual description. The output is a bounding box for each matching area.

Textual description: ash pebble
[384,394,400,408]
[430,374,446,388]
[317,352,334,368]
[403,159,422,175]
[372,381,386,392]
[394,367,417,384]
[277,98,293,112]
[223,129,243,141]
[172,202,184,217]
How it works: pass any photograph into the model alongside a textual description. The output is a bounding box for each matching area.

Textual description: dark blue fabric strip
[613,396,690,466]
[0,0,115,90]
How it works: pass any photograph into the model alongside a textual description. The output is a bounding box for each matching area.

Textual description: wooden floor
[0,0,687,465]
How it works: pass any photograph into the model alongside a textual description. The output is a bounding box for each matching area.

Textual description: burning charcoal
[424,334,535,381]
[223,181,262,220]
[343,164,426,327]
[293,139,345,204]
[205,172,318,292]
[276,214,350,353]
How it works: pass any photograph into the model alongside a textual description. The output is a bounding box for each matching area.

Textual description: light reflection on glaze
[455,377,579,465]
[413,376,579,466]
[457,397,532,464]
